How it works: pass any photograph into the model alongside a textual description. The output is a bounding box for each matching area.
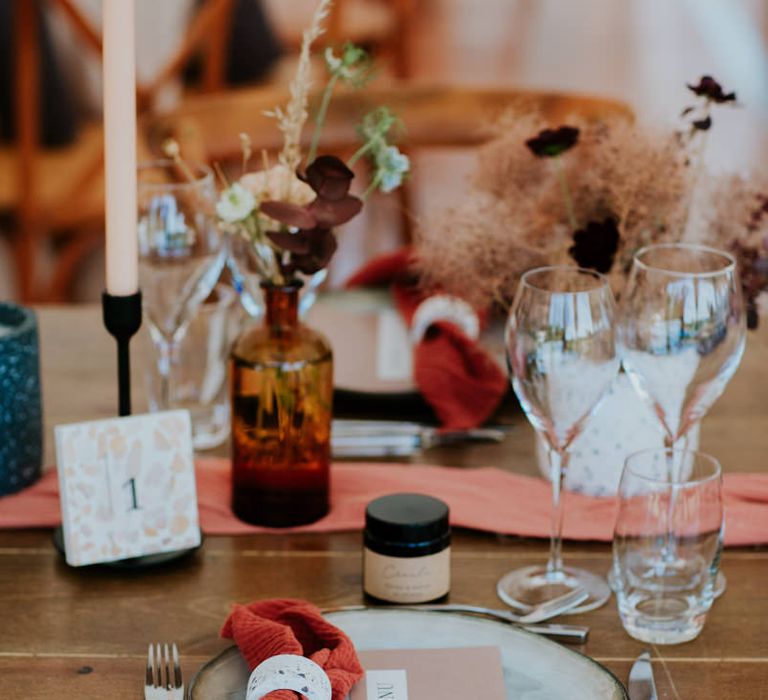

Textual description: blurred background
[1,0,767,302]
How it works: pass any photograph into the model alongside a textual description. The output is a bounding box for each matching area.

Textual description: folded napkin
[2,460,768,546]
[221,598,363,700]
[345,248,507,429]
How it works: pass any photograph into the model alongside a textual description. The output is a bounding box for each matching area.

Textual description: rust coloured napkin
[221,598,363,700]
[2,459,768,546]
[345,248,507,429]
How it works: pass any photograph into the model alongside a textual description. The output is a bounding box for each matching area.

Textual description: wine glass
[499,266,620,612]
[618,242,746,450]
[138,160,227,408]
[617,242,746,597]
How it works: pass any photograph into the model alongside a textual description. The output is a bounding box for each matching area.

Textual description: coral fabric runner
[1,459,767,546]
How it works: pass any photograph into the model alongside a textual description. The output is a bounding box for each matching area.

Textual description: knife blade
[627,650,658,700]
[331,421,506,457]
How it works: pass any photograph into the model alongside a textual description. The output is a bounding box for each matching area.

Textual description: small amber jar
[363,493,451,604]
[230,282,333,527]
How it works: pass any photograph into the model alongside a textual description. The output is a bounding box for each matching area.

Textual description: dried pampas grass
[414,108,693,306]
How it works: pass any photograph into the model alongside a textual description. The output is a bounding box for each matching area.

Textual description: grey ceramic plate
[188,609,628,699]
[307,290,507,398]
[307,290,418,396]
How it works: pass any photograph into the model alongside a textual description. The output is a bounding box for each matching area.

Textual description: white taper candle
[102,0,138,296]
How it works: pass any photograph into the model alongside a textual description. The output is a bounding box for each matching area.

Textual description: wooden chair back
[145,83,633,243]
[7,0,237,301]
[147,83,632,160]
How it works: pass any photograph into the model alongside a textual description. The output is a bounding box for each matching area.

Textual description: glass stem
[662,434,685,565]
[157,338,179,409]
[546,446,569,578]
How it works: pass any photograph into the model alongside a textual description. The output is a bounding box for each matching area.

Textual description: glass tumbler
[145,284,238,449]
[138,160,226,410]
[613,447,723,644]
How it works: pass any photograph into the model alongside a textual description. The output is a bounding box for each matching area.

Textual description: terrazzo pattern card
[55,410,201,566]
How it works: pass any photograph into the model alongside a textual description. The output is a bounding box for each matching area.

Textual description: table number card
[55,410,201,566]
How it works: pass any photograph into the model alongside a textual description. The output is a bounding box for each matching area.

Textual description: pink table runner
[1,458,767,546]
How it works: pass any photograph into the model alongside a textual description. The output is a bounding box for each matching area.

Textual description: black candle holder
[102,291,142,416]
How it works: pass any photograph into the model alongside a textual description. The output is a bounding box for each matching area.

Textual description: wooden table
[1,305,767,698]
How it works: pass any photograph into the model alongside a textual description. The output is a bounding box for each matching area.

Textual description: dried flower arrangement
[414,76,768,326]
[214,0,409,285]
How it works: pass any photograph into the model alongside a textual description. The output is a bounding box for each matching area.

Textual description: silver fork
[405,586,588,625]
[324,587,590,645]
[145,642,184,700]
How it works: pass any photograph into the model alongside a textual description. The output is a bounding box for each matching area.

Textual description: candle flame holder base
[102,291,142,416]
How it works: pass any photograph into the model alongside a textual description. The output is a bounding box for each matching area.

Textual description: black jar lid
[365,493,450,545]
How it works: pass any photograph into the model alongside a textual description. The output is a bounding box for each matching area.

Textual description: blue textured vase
[0,303,42,495]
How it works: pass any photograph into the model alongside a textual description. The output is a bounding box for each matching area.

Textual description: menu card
[348,646,506,700]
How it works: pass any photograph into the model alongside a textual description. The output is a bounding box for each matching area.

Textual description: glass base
[607,568,727,600]
[190,405,230,450]
[497,565,611,614]
[619,600,706,644]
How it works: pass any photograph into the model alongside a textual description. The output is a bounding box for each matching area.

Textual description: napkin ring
[246,654,332,700]
[410,294,480,344]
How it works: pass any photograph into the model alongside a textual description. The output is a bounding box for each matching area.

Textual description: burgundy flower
[525,126,580,157]
[692,116,712,132]
[731,240,768,329]
[301,155,355,201]
[268,227,338,275]
[260,155,362,232]
[259,200,316,229]
[259,154,363,278]
[687,76,736,103]
[568,218,620,273]
[307,195,362,227]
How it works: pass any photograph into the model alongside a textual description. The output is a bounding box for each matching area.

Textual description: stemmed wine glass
[618,242,746,451]
[617,242,746,595]
[138,160,227,409]
[499,266,620,612]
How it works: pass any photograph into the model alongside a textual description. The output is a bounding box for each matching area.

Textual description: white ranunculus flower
[216,183,256,223]
[240,164,315,206]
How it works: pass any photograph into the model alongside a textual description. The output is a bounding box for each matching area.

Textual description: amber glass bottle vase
[230,282,333,527]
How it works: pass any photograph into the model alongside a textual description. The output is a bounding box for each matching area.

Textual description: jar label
[364,548,450,603]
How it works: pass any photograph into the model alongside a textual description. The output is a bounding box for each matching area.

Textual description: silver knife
[331,420,506,457]
[627,650,658,700]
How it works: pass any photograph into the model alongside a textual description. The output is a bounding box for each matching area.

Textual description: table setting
[2,1,768,698]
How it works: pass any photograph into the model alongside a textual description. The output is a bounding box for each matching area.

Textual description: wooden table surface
[1,304,767,699]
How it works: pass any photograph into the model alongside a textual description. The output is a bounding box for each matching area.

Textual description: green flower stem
[362,171,383,200]
[347,139,376,167]
[306,73,340,166]
[243,215,285,284]
[554,156,578,231]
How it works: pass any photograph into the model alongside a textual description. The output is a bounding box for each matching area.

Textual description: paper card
[376,309,412,381]
[55,410,201,567]
[348,647,506,700]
